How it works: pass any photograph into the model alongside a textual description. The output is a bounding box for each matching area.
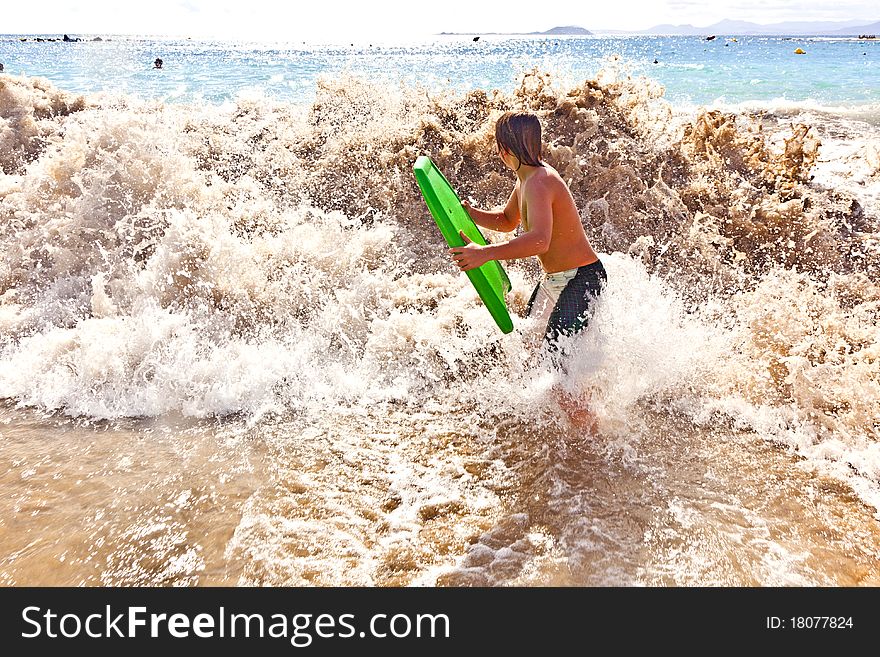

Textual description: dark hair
[495,111,543,169]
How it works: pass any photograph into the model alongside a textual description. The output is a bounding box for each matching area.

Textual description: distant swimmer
[0,63,4,72]
[473,36,480,42]
[706,35,716,41]
[154,57,163,69]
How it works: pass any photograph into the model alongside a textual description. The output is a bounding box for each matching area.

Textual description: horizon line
[2,16,878,41]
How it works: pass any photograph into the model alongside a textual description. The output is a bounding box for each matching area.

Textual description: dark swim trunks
[526,259,607,347]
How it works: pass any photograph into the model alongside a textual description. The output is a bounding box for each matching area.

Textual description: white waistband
[540,267,579,303]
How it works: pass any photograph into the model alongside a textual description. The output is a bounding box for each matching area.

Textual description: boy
[449,111,606,356]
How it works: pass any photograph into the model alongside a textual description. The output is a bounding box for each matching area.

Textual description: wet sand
[2,403,878,587]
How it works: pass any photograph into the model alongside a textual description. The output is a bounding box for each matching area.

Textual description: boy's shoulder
[530,165,565,192]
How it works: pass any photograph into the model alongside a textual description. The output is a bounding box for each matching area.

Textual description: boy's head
[495,111,543,168]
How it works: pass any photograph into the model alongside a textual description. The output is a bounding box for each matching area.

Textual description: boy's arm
[463,187,520,233]
[450,180,552,271]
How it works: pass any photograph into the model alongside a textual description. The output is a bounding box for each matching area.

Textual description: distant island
[598,18,880,36]
[440,25,591,36]
[535,26,591,35]
[441,18,879,37]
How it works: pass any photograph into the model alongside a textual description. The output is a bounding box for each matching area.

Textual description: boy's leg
[543,261,607,429]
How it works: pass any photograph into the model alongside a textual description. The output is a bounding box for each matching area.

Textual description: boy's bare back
[516,164,599,274]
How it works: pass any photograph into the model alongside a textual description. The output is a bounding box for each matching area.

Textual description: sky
[2,1,878,41]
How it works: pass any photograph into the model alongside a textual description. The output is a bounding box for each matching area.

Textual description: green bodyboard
[413,155,514,334]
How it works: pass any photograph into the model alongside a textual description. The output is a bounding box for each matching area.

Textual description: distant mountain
[443,19,877,38]
[830,20,880,35]
[638,18,879,36]
[534,26,591,35]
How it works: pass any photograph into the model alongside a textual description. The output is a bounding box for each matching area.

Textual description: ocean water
[0,34,879,586]
[2,34,879,108]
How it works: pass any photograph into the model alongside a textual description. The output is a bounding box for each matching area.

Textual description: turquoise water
[1,34,878,106]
